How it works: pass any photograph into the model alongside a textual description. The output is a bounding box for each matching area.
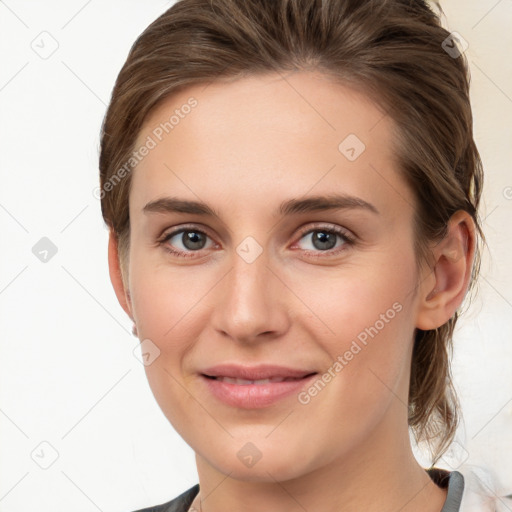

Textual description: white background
[1,1,511,511]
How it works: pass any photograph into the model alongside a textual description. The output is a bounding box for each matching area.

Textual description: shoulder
[128,484,200,512]
[428,465,506,512]
[427,467,464,512]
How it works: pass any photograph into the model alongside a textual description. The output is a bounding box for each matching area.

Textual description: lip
[201,363,316,380]
[199,364,318,409]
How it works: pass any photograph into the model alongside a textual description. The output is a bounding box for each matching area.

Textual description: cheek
[128,248,207,344]
[288,253,417,349]
[128,251,218,407]
[289,252,418,409]
[128,256,207,437]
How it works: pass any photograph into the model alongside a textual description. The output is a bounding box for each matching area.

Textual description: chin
[200,439,317,483]
[213,458,307,483]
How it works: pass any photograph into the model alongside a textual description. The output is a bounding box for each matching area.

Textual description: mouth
[200,363,317,381]
[199,364,318,408]
[201,374,317,385]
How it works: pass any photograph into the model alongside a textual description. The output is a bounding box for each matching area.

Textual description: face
[124,71,427,481]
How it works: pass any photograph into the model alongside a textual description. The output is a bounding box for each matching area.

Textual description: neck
[190,402,447,512]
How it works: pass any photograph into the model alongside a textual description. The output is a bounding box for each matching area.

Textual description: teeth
[215,376,294,385]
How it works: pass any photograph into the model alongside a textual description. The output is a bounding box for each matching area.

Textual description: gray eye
[166,230,212,252]
[298,230,345,252]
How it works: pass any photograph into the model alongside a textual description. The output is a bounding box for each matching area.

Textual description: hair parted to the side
[99,0,483,464]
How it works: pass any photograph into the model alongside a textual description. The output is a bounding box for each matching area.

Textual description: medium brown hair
[99,0,484,463]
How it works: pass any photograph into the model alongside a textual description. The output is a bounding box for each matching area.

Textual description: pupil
[313,231,336,250]
[183,231,205,250]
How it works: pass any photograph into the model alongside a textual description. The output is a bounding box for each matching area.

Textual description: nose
[209,247,290,344]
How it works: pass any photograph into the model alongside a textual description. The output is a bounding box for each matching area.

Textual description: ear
[415,210,476,330]
[107,228,134,321]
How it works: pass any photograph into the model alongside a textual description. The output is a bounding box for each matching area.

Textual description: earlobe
[415,210,476,331]
[107,229,134,321]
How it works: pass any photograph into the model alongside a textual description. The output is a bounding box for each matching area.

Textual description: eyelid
[157,223,218,258]
[159,223,216,242]
[289,222,356,258]
[293,222,355,243]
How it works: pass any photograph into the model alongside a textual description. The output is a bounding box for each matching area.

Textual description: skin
[108,71,476,512]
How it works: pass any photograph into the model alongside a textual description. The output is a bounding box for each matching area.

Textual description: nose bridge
[211,241,287,341]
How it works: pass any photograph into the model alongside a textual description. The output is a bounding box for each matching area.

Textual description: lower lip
[200,374,317,409]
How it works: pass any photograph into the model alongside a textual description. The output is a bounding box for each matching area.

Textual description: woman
[99,1,484,510]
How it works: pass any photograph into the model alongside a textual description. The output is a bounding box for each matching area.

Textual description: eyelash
[157,223,356,259]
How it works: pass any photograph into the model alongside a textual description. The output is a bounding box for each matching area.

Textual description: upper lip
[201,364,317,380]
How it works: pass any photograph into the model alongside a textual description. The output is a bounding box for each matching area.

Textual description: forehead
[136,71,388,152]
[130,71,412,222]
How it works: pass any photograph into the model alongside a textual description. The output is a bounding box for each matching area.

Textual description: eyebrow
[142,193,379,218]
